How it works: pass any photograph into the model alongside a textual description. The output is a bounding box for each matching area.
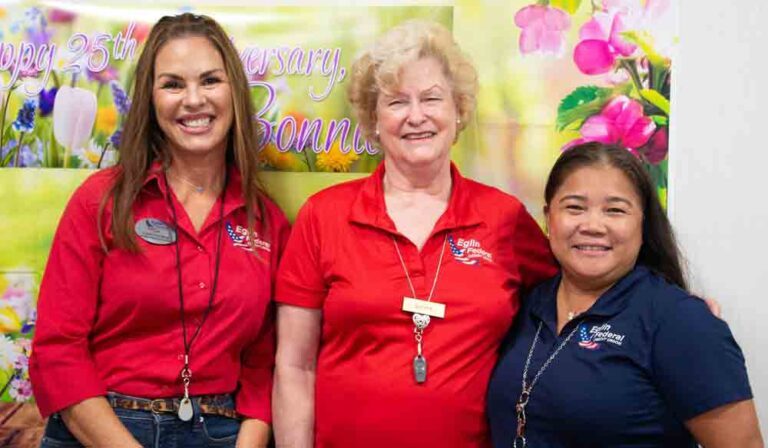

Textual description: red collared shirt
[276,163,557,448]
[30,164,290,421]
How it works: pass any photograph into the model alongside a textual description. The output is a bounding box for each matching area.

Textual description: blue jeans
[39,393,241,448]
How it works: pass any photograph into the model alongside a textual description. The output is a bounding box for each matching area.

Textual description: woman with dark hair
[487,142,762,447]
[29,13,289,447]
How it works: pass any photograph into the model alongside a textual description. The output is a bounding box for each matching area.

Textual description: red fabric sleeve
[29,180,109,417]
[275,200,327,308]
[235,206,291,421]
[512,206,558,288]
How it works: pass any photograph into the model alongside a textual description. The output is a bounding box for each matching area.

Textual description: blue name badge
[135,218,177,245]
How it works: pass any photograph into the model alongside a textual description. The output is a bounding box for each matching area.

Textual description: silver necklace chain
[515,320,582,447]
[392,234,448,302]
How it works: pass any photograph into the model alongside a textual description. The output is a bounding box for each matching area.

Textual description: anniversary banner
[0,0,675,443]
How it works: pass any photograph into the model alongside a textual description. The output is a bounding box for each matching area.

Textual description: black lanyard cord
[163,170,228,367]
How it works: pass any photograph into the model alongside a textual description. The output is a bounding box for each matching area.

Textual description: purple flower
[1,139,43,167]
[110,81,131,115]
[110,128,123,149]
[87,66,119,84]
[12,99,37,133]
[39,87,58,116]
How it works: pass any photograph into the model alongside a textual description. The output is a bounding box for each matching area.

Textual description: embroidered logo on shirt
[447,235,493,265]
[578,323,626,350]
[226,222,271,253]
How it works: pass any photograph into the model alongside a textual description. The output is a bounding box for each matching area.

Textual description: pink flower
[573,10,636,74]
[564,95,656,151]
[639,127,668,163]
[514,5,571,56]
[48,8,77,24]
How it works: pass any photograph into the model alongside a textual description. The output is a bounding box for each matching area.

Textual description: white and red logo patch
[226,222,271,253]
[447,235,493,265]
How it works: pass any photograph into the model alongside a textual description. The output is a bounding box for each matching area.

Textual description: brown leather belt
[107,394,240,419]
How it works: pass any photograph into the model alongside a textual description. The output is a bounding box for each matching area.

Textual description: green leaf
[621,31,668,68]
[550,0,582,14]
[640,89,670,115]
[649,115,668,126]
[556,85,614,131]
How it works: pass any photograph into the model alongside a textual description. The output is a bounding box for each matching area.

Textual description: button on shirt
[276,163,557,448]
[487,265,753,447]
[30,164,290,420]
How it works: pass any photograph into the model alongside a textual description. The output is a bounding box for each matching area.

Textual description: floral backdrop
[0,1,675,443]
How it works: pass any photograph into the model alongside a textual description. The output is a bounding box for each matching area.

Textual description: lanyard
[514,320,581,447]
[163,170,227,421]
[393,234,448,384]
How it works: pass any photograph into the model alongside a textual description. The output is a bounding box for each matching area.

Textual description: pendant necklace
[168,170,215,194]
[164,171,227,421]
[513,320,582,447]
[392,234,447,384]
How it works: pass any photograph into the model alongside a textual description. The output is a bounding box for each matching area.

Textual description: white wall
[671,0,768,434]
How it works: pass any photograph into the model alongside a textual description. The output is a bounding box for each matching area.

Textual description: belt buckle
[149,398,168,414]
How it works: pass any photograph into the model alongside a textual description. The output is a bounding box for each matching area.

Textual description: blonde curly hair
[347,20,478,143]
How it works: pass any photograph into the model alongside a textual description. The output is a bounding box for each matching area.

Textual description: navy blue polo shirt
[487,265,752,447]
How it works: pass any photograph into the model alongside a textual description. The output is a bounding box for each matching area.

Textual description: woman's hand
[272,304,322,448]
[60,397,142,447]
[236,418,270,447]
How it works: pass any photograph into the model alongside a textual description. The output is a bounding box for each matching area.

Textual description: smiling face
[375,57,458,170]
[546,164,644,291]
[152,35,233,160]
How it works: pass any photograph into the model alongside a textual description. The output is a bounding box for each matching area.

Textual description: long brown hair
[101,13,266,251]
[544,142,687,290]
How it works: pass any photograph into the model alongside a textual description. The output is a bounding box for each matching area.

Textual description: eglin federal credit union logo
[226,222,271,253]
[447,235,493,266]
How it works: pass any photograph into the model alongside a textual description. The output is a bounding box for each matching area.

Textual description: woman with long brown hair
[30,13,289,447]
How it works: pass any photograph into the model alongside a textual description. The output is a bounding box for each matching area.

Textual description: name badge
[135,218,177,245]
[402,297,446,318]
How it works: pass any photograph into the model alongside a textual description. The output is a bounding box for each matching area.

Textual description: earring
[456,118,461,125]
[375,128,380,137]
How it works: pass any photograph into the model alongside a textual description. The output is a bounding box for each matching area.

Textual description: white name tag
[402,297,446,318]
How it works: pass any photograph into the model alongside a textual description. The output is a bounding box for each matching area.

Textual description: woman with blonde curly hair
[31,13,289,447]
[273,20,556,447]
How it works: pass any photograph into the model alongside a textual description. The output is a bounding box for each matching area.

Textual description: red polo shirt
[30,163,290,421]
[275,163,557,447]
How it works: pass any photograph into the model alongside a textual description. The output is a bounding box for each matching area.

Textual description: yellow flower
[95,105,118,136]
[0,307,21,333]
[316,141,359,173]
[257,143,303,171]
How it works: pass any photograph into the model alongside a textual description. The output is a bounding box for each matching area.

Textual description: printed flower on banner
[11,99,37,133]
[110,128,123,150]
[53,86,97,167]
[1,139,43,167]
[257,142,303,171]
[48,8,77,24]
[88,66,119,85]
[75,140,116,168]
[95,105,118,136]
[316,141,359,173]
[514,4,571,56]
[111,81,131,115]
[0,336,16,369]
[542,0,673,199]
[39,86,58,117]
[564,95,655,150]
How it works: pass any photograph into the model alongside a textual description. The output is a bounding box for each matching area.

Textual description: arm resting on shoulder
[272,304,322,448]
[60,397,142,448]
[686,399,764,448]
[236,418,271,447]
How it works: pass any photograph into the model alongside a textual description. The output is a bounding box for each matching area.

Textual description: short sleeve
[275,199,327,308]
[511,207,558,289]
[652,297,753,421]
